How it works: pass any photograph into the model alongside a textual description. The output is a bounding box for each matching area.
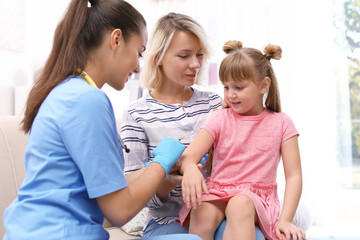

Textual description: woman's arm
[276,136,306,240]
[125,168,145,184]
[97,162,165,227]
[156,160,204,200]
[155,163,183,199]
[180,129,214,209]
[97,138,185,227]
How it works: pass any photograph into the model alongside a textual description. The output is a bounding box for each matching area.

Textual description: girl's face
[108,27,148,90]
[223,78,266,116]
[159,31,203,88]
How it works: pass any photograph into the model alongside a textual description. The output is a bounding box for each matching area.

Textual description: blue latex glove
[198,153,209,165]
[145,138,185,177]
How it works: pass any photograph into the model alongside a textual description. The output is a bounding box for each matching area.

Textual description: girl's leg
[189,200,227,240]
[223,195,257,240]
[143,219,189,236]
[214,219,265,240]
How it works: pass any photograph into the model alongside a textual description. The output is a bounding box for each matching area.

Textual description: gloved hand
[145,138,185,177]
[198,153,209,165]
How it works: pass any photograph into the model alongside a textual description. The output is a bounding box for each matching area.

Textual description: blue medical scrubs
[3,77,127,240]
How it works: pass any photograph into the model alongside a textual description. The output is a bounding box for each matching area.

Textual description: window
[336,0,360,190]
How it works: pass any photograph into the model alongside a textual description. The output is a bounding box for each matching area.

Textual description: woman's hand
[275,220,306,240]
[181,162,208,209]
[165,161,204,186]
[151,138,185,176]
[165,162,183,186]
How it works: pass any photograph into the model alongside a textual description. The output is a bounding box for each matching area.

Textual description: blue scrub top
[3,77,128,240]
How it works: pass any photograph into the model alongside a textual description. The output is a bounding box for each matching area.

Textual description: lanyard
[78,69,98,88]
[77,69,130,153]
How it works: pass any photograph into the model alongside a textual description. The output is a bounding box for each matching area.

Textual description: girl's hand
[275,220,306,240]
[181,162,208,209]
[220,99,229,108]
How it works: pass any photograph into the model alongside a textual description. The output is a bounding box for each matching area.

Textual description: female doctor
[2,1,200,240]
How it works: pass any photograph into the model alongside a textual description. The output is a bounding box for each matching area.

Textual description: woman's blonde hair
[219,40,282,112]
[140,12,211,89]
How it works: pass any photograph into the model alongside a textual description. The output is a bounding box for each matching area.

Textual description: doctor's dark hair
[219,40,282,112]
[22,0,146,133]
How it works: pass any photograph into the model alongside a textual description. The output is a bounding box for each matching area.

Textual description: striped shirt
[120,88,221,226]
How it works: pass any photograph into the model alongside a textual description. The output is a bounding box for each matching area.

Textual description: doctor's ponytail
[22,0,145,133]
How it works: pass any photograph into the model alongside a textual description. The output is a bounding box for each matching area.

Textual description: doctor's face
[109,27,148,90]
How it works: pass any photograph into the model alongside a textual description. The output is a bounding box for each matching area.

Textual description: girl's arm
[180,129,214,209]
[276,136,306,240]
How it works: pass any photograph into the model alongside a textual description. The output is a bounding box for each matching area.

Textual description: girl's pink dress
[179,109,299,240]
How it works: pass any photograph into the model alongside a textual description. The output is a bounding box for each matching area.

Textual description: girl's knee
[189,210,218,233]
[226,195,256,220]
[189,203,224,236]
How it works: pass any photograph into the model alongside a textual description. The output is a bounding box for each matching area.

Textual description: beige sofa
[0,116,140,239]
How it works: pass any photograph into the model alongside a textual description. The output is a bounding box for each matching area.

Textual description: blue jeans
[143,219,265,239]
[214,219,265,240]
[143,220,189,236]
[140,234,201,240]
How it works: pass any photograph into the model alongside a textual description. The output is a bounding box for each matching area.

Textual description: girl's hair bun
[223,40,243,54]
[263,44,282,60]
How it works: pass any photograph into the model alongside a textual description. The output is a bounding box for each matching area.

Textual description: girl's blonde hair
[219,40,282,112]
[140,12,211,89]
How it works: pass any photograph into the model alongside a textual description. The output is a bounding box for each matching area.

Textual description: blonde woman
[121,13,265,239]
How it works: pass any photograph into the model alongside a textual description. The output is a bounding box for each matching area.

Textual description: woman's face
[159,31,203,88]
[108,26,148,90]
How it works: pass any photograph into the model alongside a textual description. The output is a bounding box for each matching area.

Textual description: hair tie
[264,54,271,60]
[89,0,97,6]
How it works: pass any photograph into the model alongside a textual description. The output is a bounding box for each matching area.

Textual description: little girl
[179,40,306,240]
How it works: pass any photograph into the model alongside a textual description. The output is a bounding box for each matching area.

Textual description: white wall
[0,1,68,86]
[0,0,71,115]
[0,0,133,116]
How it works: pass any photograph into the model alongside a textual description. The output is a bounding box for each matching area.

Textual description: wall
[0,0,132,117]
[0,0,70,115]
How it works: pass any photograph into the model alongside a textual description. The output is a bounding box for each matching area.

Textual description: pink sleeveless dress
[179,109,299,240]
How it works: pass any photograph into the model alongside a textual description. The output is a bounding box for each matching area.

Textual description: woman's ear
[110,28,123,50]
[155,53,161,66]
[260,77,271,94]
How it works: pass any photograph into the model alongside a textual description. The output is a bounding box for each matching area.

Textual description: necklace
[78,69,98,88]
